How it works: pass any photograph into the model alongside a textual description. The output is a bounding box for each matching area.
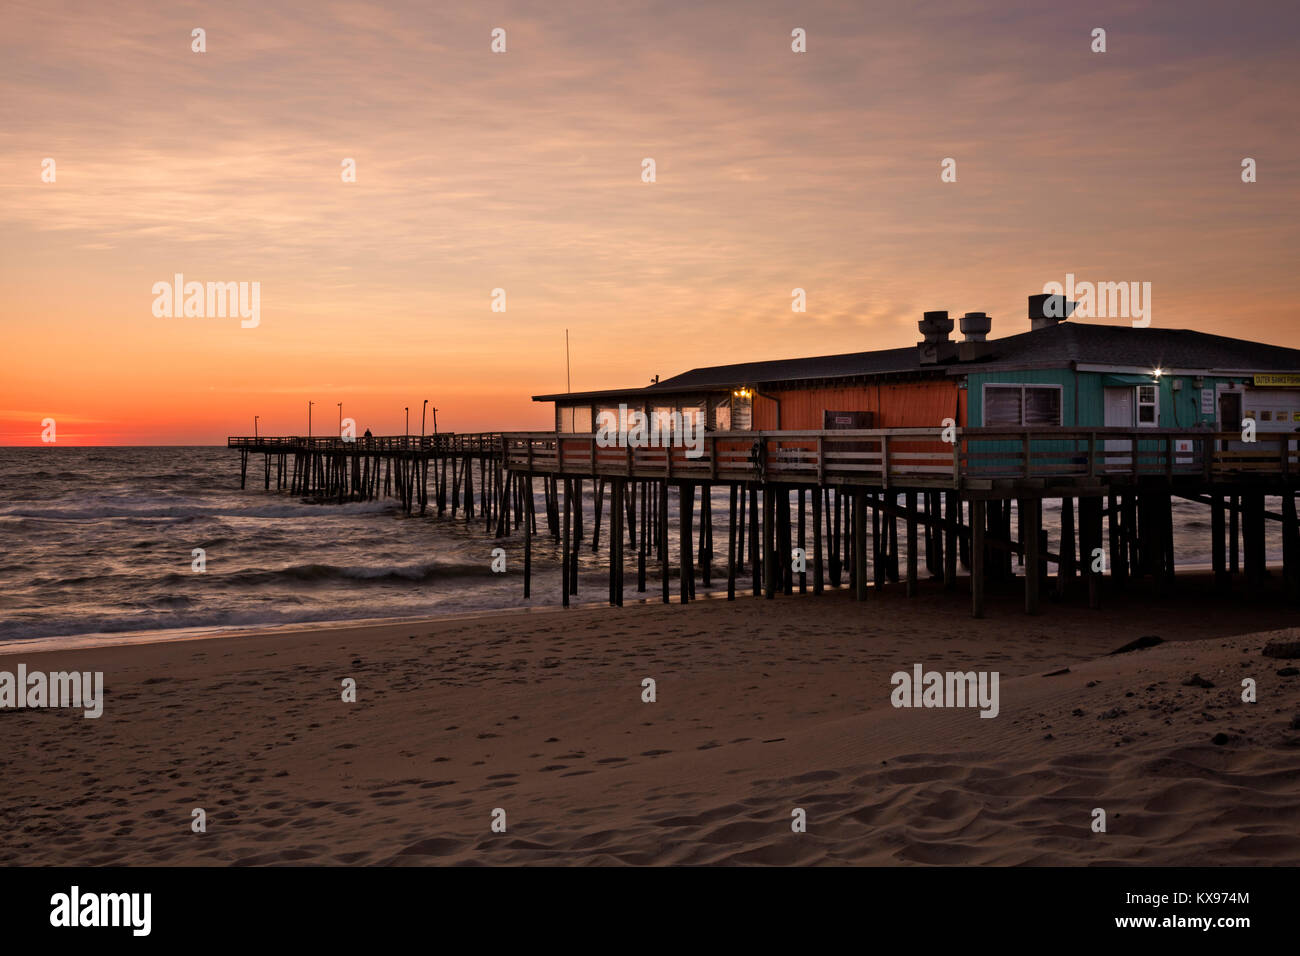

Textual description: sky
[2,0,1298,444]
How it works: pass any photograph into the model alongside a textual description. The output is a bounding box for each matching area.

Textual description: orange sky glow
[2,0,1299,444]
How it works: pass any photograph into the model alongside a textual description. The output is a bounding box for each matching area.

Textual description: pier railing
[500,427,1299,487]
[229,427,1298,486]
[228,433,503,454]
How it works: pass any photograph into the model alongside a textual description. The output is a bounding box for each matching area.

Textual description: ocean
[0,446,1285,646]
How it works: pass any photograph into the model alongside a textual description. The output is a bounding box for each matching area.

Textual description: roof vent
[918,310,954,342]
[917,311,957,365]
[959,311,992,342]
[1028,294,1077,331]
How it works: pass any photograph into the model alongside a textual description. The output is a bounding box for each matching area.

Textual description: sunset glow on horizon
[3,0,1299,445]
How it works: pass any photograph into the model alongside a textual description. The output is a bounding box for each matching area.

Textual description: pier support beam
[853,490,867,601]
[1284,491,1300,603]
[523,476,533,599]
[797,488,807,594]
[971,499,986,618]
[764,485,778,599]
[679,482,695,604]
[660,480,670,604]
[905,490,918,597]
[561,478,571,608]
[727,483,738,600]
[828,489,841,587]
[812,485,824,595]
[1244,491,1266,595]
[944,492,959,590]
[1022,498,1040,615]
[638,480,648,593]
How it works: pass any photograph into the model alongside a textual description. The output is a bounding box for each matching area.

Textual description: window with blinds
[1024,387,1061,426]
[651,406,676,434]
[983,384,1062,426]
[713,398,731,431]
[595,407,622,433]
[559,405,593,433]
[732,394,752,430]
[985,386,1023,426]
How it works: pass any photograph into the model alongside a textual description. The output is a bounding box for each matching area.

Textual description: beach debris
[1108,635,1163,655]
[1043,667,1070,677]
[1211,732,1230,745]
[1277,667,1299,677]
[1182,674,1215,688]
[1262,640,1300,659]
[1098,707,1125,720]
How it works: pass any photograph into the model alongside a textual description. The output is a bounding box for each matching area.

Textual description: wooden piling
[763,486,778,599]
[971,499,986,618]
[905,490,918,597]
[727,483,738,600]
[828,488,841,587]
[853,490,867,601]
[812,485,824,595]
[523,476,533,599]
[1022,497,1040,615]
[561,477,571,608]
[680,482,695,604]
[660,479,670,604]
[944,491,959,590]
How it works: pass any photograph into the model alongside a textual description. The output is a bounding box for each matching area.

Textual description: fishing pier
[228,426,1300,617]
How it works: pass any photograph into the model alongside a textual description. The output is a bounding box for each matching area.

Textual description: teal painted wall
[965,369,1077,427]
[963,367,1235,472]
[966,368,1232,428]
[964,368,1081,469]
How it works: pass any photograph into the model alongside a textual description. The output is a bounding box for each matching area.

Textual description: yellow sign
[1253,373,1300,387]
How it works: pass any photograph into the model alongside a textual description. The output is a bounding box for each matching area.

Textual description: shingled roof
[532,322,1300,401]
[971,323,1300,372]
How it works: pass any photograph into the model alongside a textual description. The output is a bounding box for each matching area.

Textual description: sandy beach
[2,573,1298,866]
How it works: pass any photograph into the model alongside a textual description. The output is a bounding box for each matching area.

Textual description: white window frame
[981,382,1063,426]
[1136,384,1159,427]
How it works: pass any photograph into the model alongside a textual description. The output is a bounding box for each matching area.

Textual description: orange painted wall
[752,380,964,430]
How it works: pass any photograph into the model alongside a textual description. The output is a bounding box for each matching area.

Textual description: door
[1218,391,1242,432]
[1104,387,1133,466]
[1218,391,1243,455]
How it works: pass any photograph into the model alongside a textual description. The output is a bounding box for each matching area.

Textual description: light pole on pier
[308,401,314,438]
[254,415,259,438]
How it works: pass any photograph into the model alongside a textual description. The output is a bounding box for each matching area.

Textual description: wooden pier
[227,433,508,522]
[229,426,1300,617]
